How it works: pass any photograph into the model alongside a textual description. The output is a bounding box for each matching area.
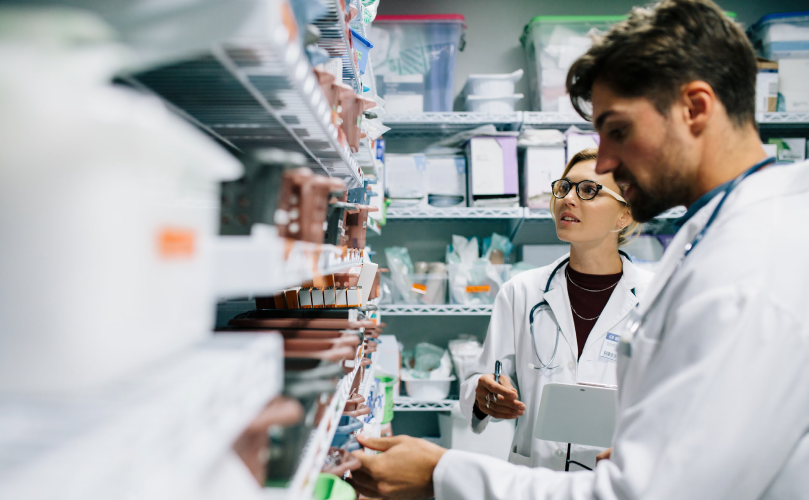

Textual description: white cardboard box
[524,146,567,208]
[385,154,427,206]
[756,70,779,112]
[426,156,466,206]
[566,133,599,162]
[779,58,809,111]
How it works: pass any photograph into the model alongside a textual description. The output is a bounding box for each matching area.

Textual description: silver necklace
[570,303,600,321]
[566,268,620,293]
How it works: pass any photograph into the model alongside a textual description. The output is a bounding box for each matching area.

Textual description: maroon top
[566,266,623,359]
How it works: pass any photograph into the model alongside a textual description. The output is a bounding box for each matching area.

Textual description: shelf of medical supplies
[521,111,590,129]
[314,0,362,94]
[756,112,809,127]
[394,397,458,412]
[386,206,525,219]
[356,137,377,169]
[131,26,364,188]
[378,304,494,315]
[214,226,365,298]
[0,334,283,500]
[267,344,364,500]
[382,112,524,136]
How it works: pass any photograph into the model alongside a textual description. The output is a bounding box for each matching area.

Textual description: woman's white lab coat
[459,253,654,470]
[435,160,809,499]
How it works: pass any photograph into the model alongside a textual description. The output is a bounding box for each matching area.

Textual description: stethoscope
[620,156,777,357]
[527,250,634,370]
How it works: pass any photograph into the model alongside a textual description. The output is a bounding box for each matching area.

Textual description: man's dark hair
[566,0,757,127]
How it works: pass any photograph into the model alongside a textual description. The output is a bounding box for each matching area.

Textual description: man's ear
[680,81,715,135]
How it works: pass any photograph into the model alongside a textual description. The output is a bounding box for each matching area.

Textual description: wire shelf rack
[131,23,364,187]
[394,397,458,412]
[378,304,494,316]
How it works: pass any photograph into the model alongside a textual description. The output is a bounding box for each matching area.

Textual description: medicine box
[566,133,599,162]
[465,136,519,205]
[522,146,567,208]
[426,156,467,206]
[756,58,779,113]
[385,154,427,205]
[778,58,809,112]
[768,138,807,162]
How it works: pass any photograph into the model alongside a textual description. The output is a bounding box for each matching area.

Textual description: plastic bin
[521,16,624,111]
[448,263,511,305]
[371,14,466,113]
[350,29,374,75]
[464,69,524,97]
[748,12,809,60]
[401,375,455,401]
[465,94,524,113]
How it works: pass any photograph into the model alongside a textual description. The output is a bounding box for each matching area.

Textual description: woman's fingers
[477,374,519,401]
[475,393,523,418]
[475,385,525,412]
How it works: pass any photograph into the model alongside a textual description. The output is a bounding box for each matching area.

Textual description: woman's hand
[474,374,526,419]
[596,448,612,463]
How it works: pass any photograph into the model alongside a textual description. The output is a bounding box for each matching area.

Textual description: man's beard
[614,132,693,223]
[614,166,692,222]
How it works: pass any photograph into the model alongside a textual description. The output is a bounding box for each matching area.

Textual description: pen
[493,360,502,402]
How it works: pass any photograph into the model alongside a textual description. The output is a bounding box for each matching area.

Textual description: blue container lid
[350,29,373,49]
[751,11,809,31]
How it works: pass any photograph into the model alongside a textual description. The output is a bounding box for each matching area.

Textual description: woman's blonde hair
[549,147,641,247]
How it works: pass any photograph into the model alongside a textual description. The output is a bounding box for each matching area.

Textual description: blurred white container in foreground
[0,8,242,393]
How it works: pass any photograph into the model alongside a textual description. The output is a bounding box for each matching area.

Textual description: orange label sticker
[412,283,428,294]
[466,285,491,293]
[158,228,196,259]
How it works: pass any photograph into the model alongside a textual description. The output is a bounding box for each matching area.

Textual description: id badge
[600,333,620,361]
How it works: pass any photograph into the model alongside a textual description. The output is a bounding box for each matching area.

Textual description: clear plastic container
[465,94,524,113]
[401,375,455,401]
[370,14,466,113]
[447,263,512,305]
[748,11,809,60]
[521,16,624,111]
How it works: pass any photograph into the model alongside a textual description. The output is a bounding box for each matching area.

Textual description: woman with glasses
[458,148,655,471]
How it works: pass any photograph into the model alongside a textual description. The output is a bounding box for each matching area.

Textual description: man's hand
[596,448,612,464]
[474,374,525,419]
[348,434,446,499]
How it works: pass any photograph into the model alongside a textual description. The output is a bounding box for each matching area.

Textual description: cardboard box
[756,58,779,113]
[426,156,466,206]
[385,154,427,206]
[566,133,599,162]
[779,58,809,112]
[522,146,567,208]
[465,136,519,206]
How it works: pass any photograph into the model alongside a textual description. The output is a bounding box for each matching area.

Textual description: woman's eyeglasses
[551,179,626,203]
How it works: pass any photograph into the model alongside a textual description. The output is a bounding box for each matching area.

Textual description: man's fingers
[347,470,382,498]
[356,433,401,452]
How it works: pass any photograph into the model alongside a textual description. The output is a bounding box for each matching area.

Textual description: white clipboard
[534,382,617,448]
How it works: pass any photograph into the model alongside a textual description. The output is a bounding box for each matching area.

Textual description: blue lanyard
[683,156,776,258]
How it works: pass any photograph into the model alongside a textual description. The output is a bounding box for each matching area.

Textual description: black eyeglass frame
[550,179,626,203]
